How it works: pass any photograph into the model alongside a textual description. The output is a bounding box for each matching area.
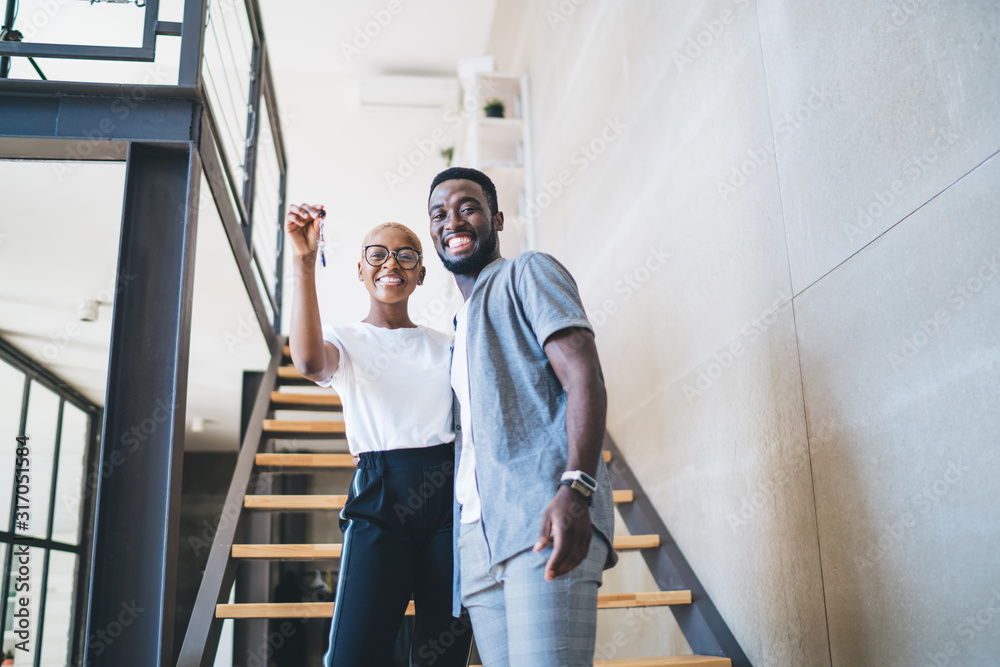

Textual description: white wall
[488,1,1000,665]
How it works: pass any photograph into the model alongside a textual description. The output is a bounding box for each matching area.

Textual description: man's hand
[533,485,592,580]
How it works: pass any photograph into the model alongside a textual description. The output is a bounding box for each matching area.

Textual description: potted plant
[440,146,454,167]
[483,98,505,118]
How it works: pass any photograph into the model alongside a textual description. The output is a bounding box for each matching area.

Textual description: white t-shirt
[316,322,455,455]
[451,303,482,523]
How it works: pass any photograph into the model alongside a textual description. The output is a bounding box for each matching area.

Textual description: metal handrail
[174,340,283,667]
[603,433,751,666]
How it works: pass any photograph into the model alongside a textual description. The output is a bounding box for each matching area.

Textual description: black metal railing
[0,0,288,339]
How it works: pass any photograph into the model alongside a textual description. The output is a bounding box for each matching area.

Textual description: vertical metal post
[178,0,208,88]
[233,371,270,665]
[84,142,201,667]
[0,0,16,78]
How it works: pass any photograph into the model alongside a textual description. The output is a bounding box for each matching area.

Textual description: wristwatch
[559,470,597,505]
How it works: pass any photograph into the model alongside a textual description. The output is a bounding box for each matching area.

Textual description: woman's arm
[285,203,340,382]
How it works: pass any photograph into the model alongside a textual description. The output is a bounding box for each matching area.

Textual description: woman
[285,203,470,667]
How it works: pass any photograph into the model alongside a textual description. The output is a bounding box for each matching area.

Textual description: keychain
[316,209,327,267]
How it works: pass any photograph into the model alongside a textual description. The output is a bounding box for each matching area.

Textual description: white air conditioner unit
[358,75,459,108]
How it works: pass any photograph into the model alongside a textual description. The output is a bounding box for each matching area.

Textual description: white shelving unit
[454,72,536,252]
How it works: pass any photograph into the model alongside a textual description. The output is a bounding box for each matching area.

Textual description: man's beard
[438,224,499,275]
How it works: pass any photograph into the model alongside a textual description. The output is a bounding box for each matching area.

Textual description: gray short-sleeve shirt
[451,251,618,614]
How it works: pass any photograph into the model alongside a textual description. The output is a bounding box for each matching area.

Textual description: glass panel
[20,383,60,541]
[3,546,45,664]
[201,0,255,199]
[51,404,90,546]
[251,103,282,292]
[39,551,77,667]
[158,0,185,23]
[0,360,25,530]
[12,0,147,48]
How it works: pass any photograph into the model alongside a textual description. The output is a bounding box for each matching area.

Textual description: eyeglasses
[363,245,421,270]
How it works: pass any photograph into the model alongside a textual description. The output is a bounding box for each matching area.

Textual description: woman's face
[357,226,425,306]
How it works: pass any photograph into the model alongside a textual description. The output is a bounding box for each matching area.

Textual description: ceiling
[0,1,498,451]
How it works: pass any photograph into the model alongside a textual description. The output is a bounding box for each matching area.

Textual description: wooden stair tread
[612,534,659,549]
[245,492,630,510]
[216,591,690,618]
[613,490,632,503]
[474,659,728,667]
[255,453,356,470]
[270,391,342,409]
[234,543,343,559]
[232,535,659,560]
[255,452,605,466]
[594,658,730,666]
[262,420,346,434]
[245,495,348,510]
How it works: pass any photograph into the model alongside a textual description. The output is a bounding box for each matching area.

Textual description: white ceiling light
[78,299,109,322]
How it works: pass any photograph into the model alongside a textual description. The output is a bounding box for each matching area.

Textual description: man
[428,167,617,666]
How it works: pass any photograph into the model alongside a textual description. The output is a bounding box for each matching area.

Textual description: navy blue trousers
[323,443,472,667]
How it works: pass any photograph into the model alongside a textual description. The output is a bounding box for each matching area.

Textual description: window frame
[0,338,101,667]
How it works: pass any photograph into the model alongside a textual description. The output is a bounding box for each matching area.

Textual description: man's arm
[533,326,607,580]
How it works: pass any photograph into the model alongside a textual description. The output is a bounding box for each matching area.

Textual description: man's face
[428,179,503,275]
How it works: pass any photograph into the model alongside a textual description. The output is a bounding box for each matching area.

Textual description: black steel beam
[0,93,197,152]
[604,433,752,667]
[84,142,201,667]
[0,80,199,98]
[0,43,154,61]
[156,22,184,38]
[178,0,207,88]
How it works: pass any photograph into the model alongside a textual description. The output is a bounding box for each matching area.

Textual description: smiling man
[428,167,617,666]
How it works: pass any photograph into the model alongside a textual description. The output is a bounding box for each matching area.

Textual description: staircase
[176,340,741,667]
